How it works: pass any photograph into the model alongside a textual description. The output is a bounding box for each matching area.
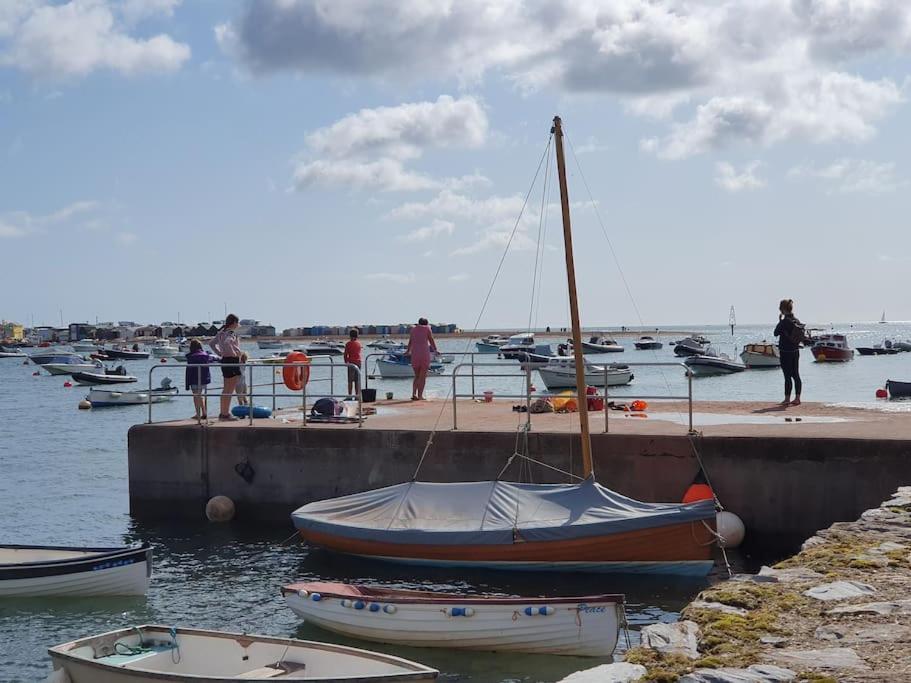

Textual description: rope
[411,134,554,481]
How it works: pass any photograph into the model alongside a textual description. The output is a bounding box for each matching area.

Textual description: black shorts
[221,356,241,379]
[347,366,360,384]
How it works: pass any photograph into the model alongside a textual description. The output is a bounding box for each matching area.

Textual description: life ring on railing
[283,352,310,391]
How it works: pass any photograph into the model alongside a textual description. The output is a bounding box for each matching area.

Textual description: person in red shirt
[343,328,363,397]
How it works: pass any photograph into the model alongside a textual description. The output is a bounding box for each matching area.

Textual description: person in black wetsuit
[773,298,802,406]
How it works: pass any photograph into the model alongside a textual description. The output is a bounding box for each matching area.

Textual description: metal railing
[449,360,694,433]
[363,349,512,394]
[146,358,363,427]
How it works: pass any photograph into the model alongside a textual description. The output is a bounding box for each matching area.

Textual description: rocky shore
[566,487,911,682]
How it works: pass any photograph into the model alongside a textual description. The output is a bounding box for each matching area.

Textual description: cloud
[0,199,101,238]
[448,273,470,282]
[222,0,911,158]
[363,272,416,284]
[0,0,190,80]
[116,231,138,245]
[119,0,181,25]
[292,95,489,193]
[788,158,906,195]
[399,219,455,243]
[714,161,765,192]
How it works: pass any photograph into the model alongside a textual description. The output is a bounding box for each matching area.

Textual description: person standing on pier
[406,317,437,401]
[344,328,362,398]
[209,313,242,421]
[774,299,804,407]
[186,339,218,421]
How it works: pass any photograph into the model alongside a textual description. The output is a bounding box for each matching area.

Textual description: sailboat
[880,311,887,324]
[291,117,717,576]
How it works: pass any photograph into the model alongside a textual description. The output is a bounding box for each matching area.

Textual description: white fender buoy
[716,510,745,548]
[205,495,235,522]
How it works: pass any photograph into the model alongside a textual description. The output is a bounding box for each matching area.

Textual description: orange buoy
[630,399,648,412]
[875,388,888,399]
[282,351,310,391]
[683,483,714,503]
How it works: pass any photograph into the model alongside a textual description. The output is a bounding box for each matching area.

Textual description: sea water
[2,322,906,681]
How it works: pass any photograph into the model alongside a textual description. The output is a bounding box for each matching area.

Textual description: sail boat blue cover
[292,479,715,546]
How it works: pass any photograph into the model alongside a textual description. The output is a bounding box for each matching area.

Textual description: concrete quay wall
[128,424,910,542]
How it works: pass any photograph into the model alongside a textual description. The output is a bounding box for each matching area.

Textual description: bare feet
[779,399,790,407]
[411,396,419,401]
[790,398,801,406]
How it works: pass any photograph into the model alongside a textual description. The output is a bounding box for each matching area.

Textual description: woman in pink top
[406,317,437,400]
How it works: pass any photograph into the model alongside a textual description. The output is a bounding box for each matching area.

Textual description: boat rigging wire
[409,134,554,482]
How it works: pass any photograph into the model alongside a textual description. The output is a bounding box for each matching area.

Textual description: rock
[872,541,907,553]
[759,635,788,647]
[803,581,876,601]
[767,647,870,671]
[640,620,700,659]
[884,493,911,509]
[757,565,823,583]
[801,536,827,551]
[690,600,748,616]
[850,553,889,568]
[816,623,911,644]
[815,625,845,641]
[827,599,911,616]
[680,664,796,682]
[557,662,646,683]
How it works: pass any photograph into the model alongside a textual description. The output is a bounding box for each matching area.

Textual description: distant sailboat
[880,311,887,324]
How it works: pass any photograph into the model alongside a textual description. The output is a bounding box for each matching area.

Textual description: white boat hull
[0,351,26,358]
[376,360,444,378]
[537,366,633,389]
[48,625,438,682]
[739,351,780,367]
[150,347,181,357]
[43,362,100,376]
[283,589,622,657]
[686,358,746,376]
[475,342,503,353]
[88,388,178,407]
[0,558,149,598]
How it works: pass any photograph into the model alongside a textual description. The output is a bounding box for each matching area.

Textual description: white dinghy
[46,624,438,682]
[537,357,633,390]
[0,543,151,597]
[282,582,624,658]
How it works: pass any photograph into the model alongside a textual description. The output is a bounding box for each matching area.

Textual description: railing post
[604,366,609,434]
[356,365,363,428]
[471,361,475,399]
[687,368,694,434]
[525,366,531,432]
[247,362,254,426]
[329,356,335,396]
[271,362,276,414]
[301,366,307,428]
[147,365,153,424]
[452,369,458,430]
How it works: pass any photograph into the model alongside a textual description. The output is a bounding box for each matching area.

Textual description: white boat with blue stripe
[282,581,624,657]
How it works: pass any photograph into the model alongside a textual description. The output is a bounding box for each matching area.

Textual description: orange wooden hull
[300,520,716,575]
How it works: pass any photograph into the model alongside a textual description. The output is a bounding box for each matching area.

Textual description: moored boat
[537,357,633,389]
[87,380,178,407]
[28,351,85,366]
[894,340,911,352]
[42,360,104,376]
[739,342,780,368]
[673,336,708,357]
[104,346,150,360]
[811,334,854,362]
[306,339,345,356]
[282,581,624,657]
[70,340,99,353]
[634,336,662,350]
[72,366,138,386]
[578,335,624,354]
[499,333,536,359]
[376,352,444,378]
[0,349,27,358]
[0,543,151,597]
[367,336,402,350]
[886,379,911,399]
[47,625,438,682]
[685,350,746,376]
[257,339,288,350]
[475,334,509,353]
[149,339,181,357]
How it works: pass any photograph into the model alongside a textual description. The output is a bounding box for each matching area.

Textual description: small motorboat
[28,351,85,366]
[811,334,854,362]
[43,360,103,376]
[499,333,536,360]
[537,357,633,389]
[47,625,438,682]
[367,336,402,350]
[104,346,150,360]
[739,342,780,368]
[857,342,900,356]
[282,581,625,657]
[886,380,911,399]
[257,339,288,350]
[435,353,455,364]
[376,352,444,378]
[634,336,663,350]
[149,339,182,357]
[72,366,138,386]
[893,340,911,352]
[578,335,624,354]
[0,349,27,358]
[90,351,114,361]
[475,334,509,353]
[0,543,151,597]
[673,336,709,357]
[306,339,345,356]
[685,348,746,376]
[87,379,178,407]
[514,344,556,369]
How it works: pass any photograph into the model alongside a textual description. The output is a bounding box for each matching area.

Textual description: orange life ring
[283,351,310,391]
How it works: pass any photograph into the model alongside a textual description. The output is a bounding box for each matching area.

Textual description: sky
[2,0,911,331]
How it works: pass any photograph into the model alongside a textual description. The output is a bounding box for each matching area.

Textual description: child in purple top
[186,339,219,421]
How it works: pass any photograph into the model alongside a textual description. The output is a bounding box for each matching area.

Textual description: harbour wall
[128,424,910,544]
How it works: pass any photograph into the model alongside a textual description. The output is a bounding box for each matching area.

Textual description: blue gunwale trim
[0,544,152,581]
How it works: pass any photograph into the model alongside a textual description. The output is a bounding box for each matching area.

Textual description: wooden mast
[552,116,594,479]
